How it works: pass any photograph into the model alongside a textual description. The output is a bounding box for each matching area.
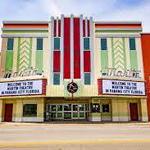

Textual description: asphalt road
[0,122,150,150]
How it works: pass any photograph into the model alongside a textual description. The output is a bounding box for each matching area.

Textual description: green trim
[36,51,43,73]
[5,51,13,71]
[101,51,108,70]
[130,51,138,70]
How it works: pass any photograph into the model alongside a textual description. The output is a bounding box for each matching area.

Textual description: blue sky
[0,0,150,47]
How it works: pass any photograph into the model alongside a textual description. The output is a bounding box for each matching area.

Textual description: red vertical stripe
[87,20,90,37]
[74,18,80,78]
[64,18,70,79]
[83,20,85,37]
[53,51,60,72]
[84,51,91,72]
[54,20,56,37]
[58,20,61,37]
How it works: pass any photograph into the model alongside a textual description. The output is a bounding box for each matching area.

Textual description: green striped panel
[130,51,138,70]
[101,51,108,70]
[5,51,13,71]
[36,51,43,73]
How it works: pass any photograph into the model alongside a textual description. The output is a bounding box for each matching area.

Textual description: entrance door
[4,104,13,122]
[130,103,138,121]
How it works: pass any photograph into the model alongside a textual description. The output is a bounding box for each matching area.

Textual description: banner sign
[99,79,145,96]
[0,79,46,96]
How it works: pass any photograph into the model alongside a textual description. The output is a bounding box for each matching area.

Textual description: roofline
[3,21,50,24]
[95,21,142,24]
[141,33,150,35]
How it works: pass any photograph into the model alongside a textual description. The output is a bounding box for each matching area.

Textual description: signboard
[0,79,46,96]
[67,82,78,94]
[99,79,145,96]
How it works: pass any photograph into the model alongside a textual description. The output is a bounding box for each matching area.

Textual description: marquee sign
[98,79,145,96]
[0,79,47,96]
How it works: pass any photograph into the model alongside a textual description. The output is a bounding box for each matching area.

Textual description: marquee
[0,79,47,96]
[98,79,145,96]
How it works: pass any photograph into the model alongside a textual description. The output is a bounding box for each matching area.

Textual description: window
[54,38,60,50]
[91,104,100,113]
[102,104,109,113]
[23,104,37,117]
[101,38,107,50]
[53,73,60,85]
[129,38,136,50]
[7,38,14,50]
[84,73,91,85]
[84,38,90,50]
[37,38,43,50]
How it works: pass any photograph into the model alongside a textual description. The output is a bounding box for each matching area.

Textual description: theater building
[0,15,148,122]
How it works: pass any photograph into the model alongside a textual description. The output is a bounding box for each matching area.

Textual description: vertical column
[63,17,71,79]
[112,99,119,122]
[15,100,23,122]
[50,17,54,84]
[60,15,64,82]
[80,15,84,81]
[12,38,18,72]
[37,98,44,122]
[0,100,3,122]
[0,38,7,76]
[140,99,148,122]
[74,17,80,78]
[70,15,74,79]
[90,17,93,83]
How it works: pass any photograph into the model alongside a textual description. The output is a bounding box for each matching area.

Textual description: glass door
[64,104,72,120]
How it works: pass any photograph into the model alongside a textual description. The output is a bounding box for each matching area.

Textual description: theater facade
[0,15,148,122]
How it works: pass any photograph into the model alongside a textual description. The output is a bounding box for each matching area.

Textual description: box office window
[129,38,136,50]
[91,104,100,113]
[37,38,43,50]
[101,38,107,50]
[102,104,109,113]
[7,38,14,50]
[23,104,37,117]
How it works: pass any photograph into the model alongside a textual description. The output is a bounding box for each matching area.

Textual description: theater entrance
[45,104,89,121]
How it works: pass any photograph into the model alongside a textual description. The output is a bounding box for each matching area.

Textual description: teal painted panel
[101,38,107,50]
[54,38,60,50]
[84,38,90,50]
[7,38,14,50]
[37,38,43,50]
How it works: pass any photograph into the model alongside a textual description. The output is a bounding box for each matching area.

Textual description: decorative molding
[2,28,48,31]
[95,28,142,31]
[95,34,141,38]
[2,34,48,38]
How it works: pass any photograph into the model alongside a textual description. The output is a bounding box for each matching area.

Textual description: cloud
[0,0,150,50]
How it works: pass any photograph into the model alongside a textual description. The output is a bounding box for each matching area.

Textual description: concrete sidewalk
[0,122,150,149]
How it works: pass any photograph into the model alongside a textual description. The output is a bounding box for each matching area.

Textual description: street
[0,122,150,149]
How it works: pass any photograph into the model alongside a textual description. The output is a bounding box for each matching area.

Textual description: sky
[0,0,150,49]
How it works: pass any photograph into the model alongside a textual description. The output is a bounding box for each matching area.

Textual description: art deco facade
[0,15,148,122]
